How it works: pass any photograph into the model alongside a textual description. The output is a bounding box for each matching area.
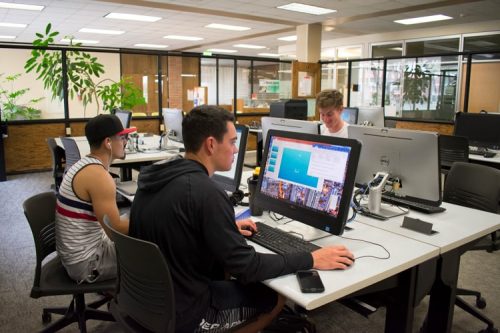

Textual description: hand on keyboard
[236,218,258,237]
[311,245,355,270]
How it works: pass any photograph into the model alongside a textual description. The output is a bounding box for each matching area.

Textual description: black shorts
[194,281,278,332]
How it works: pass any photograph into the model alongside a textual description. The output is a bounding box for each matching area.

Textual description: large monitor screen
[163,108,184,142]
[341,107,359,125]
[454,112,500,149]
[212,124,249,193]
[348,125,441,205]
[254,130,361,236]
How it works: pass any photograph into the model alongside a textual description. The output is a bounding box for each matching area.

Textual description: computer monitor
[254,130,361,237]
[163,108,184,142]
[357,106,385,127]
[341,107,359,124]
[348,125,441,206]
[261,117,320,148]
[269,99,308,120]
[212,124,249,194]
[114,109,132,128]
[454,112,500,149]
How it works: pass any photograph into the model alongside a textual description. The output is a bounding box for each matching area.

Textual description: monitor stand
[361,202,407,219]
[275,220,332,242]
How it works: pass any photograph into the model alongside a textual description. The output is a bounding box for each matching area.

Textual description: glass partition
[320,62,349,101]
[201,58,217,105]
[236,60,251,112]
[0,48,64,120]
[252,61,280,110]
[278,62,292,100]
[218,59,235,107]
[350,59,384,108]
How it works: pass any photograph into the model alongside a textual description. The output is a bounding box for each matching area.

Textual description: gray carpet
[0,170,498,332]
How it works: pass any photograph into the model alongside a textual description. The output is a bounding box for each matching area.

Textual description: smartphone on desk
[296,270,325,293]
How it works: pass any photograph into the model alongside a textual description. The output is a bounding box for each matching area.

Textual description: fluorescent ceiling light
[79,28,125,35]
[277,3,336,15]
[258,53,280,57]
[277,35,297,41]
[105,12,161,22]
[233,44,266,49]
[134,43,168,48]
[181,74,197,77]
[205,23,250,31]
[61,38,99,44]
[0,2,44,11]
[164,35,203,41]
[395,14,452,25]
[0,22,27,28]
[0,35,16,39]
[207,48,238,53]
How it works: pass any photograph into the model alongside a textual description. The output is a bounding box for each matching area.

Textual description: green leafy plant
[0,73,43,120]
[402,64,431,111]
[24,23,145,113]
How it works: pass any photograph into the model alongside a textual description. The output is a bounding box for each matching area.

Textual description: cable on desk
[339,235,391,261]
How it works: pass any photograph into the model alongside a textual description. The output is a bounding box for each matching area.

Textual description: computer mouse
[342,256,355,266]
[483,152,496,158]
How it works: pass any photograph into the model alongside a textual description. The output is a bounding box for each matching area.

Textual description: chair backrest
[104,216,176,333]
[60,137,81,172]
[47,138,66,186]
[438,134,469,170]
[444,162,500,214]
[23,192,57,285]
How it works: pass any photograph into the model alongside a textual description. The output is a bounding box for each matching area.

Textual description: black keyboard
[381,194,446,214]
[248,222,320,255]
[469,146,497,158]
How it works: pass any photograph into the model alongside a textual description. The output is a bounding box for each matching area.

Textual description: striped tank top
[55,156,108,266]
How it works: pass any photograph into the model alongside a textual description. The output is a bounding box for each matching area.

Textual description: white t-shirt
[320,122,349,138]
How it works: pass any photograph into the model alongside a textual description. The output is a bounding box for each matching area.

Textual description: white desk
[469,151,500,165]
[355,202,500,332]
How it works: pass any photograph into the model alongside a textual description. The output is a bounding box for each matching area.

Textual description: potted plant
[24,23,145,115]
[402,64,431,113]
[0,73,43,120]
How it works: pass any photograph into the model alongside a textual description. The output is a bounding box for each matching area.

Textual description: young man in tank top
[55,114,135,283]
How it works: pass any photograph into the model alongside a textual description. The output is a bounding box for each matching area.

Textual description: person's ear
[105,138,112,149]
[206,137,216,154]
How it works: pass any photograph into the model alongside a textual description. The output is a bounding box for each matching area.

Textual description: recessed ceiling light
[277,3,336,15]
[233,44,266,49]
[0,22,27,28]
[394,14,452,25]
[205,23,250,31]
[0,35,16,39]
[277,35,297,41]
[324,26,335,32]
[0,2,44,11]
[258,53,280,57]
[105,12,161,22]
[60,38,99,44]
[134,43,168,49]
[79,28,125,35]
[207,48,238,53]
[181,74,197,77]
[163,35,203,41]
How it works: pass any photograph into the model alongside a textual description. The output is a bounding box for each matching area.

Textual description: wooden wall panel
[130,119,161,134]
[3,123,65,173]
[460,62,500,113]
[395,121,454,135]
[236,116,265,151]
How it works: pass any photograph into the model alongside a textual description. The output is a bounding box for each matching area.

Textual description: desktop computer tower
[270,99,308,120]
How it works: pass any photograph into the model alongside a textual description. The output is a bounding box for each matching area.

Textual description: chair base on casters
[41,294,114,333]
[455,296,498,333]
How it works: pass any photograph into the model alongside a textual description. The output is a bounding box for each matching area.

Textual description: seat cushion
[31,256,116,298]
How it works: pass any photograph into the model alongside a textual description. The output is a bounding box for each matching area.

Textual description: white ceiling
[0,0,499,58]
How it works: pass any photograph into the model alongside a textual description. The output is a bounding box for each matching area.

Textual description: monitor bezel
[212,123,249,193]
[254,129,361,236]
[114,109,132,128]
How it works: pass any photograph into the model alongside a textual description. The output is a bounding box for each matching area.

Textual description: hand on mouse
[311,245,354,270]
[236,218,257,237]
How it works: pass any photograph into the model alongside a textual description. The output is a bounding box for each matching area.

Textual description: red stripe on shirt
[56,203,98,222]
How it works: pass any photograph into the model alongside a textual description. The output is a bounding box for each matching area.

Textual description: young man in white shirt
[317,89,349,138]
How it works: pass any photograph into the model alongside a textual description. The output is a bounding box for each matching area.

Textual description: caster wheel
[476,297,487,309]
[42,312,52,324]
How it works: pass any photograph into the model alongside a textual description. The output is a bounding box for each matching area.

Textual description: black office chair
[443,162,500,333]
[47,138,66,191]
[438,134,469,177]
[23,192,116,332]
[103,216,176,333]
[60,136,81,173]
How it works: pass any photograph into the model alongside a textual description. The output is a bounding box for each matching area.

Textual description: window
[371,43,403,58]
[463,33,500,61]
[406,37,459,57]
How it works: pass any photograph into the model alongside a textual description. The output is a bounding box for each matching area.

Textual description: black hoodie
[129,157,313,332]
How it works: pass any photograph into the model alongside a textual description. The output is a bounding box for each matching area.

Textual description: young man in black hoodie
[129,105,354,333]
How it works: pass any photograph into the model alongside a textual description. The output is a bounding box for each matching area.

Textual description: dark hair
[182,105,235,152]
